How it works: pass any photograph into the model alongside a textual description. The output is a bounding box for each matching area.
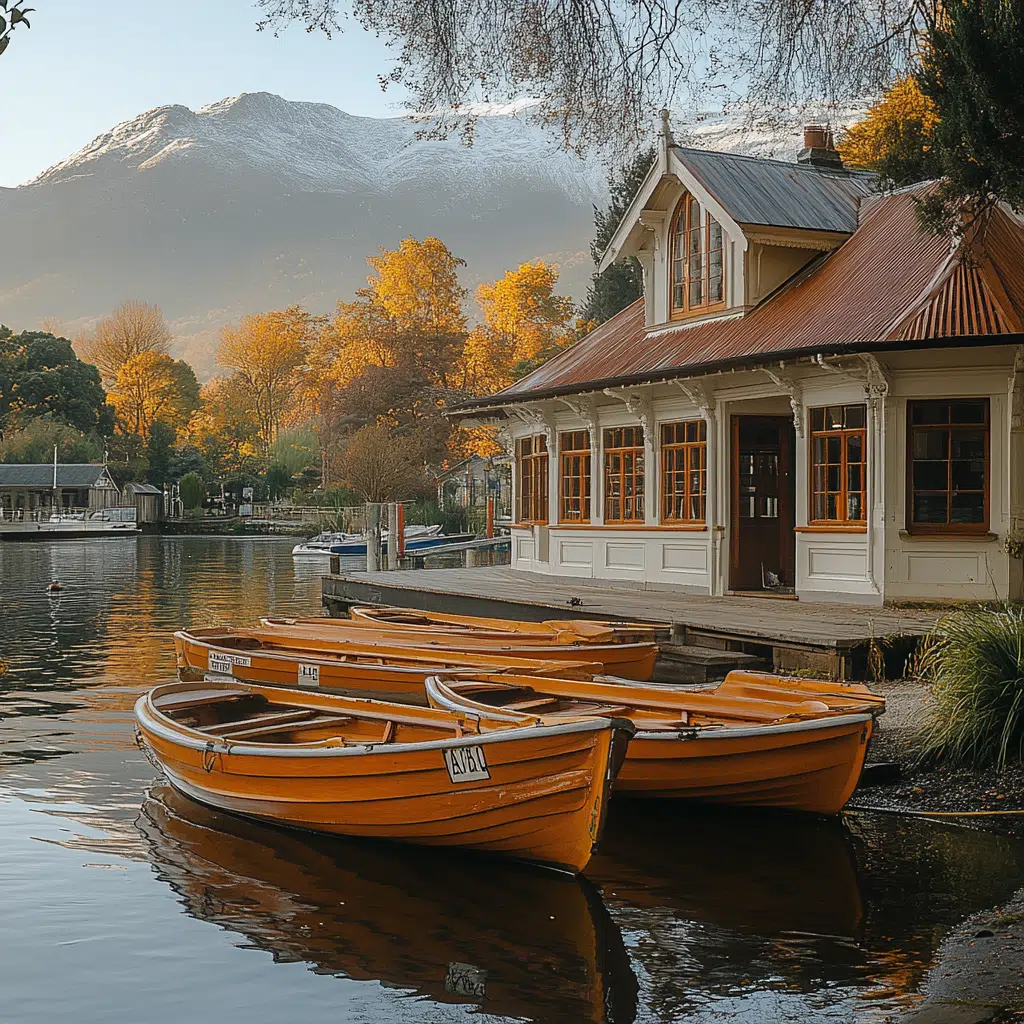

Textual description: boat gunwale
[252,622,658,658]
[423,677,875,739]
[135,687,621,759]
[175,629,591,676]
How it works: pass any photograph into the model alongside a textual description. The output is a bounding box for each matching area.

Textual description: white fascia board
[597,149,670,274]
[665,150,748,252]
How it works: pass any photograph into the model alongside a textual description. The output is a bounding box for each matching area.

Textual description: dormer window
[670,195,725,319]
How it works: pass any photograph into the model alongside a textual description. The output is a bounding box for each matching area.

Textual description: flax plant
[916,607,1024,770]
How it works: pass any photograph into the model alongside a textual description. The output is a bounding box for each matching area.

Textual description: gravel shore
[849,678,1024,837]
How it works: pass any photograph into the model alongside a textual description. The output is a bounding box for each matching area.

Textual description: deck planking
[322,566,941,653]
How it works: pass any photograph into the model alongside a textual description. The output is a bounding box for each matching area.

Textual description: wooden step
[654,644,768,685]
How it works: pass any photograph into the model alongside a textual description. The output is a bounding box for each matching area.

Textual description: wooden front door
[730,416,796,591]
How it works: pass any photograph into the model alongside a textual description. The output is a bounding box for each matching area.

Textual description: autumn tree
[838,77,939,188]
[218,306,316,454]
[340,423,425,502]
[80,301,172,386]
[179,376,263,477]
[461,261,582,393]
[308,238,469,470]
[583,150,655,324]
[109,353,199,438]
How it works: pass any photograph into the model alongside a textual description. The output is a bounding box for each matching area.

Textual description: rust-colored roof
[460,185,1024,411]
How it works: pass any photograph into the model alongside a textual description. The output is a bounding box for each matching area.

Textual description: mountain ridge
[1,93,869,378]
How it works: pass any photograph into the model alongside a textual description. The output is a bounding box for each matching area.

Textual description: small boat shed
[122,482,164,525]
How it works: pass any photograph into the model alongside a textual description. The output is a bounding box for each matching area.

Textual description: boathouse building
[455,129,1024,604]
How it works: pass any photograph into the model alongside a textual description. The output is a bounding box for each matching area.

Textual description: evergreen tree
[917,0,1024,234]
[582,150,655,325]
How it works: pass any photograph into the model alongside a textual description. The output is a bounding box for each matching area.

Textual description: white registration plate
[444,745,490,783]
[208,651,252,676]
[297,663,320,686]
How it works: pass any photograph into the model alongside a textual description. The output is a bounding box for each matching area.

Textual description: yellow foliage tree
[109,352,198,438]
[837,77,940,186]
[217,306,317,454]
[461,260,580,393]
[80,300,172,385]
[178,377,262,476]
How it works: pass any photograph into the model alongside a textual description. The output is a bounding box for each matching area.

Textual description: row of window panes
[670,197,725,315]
[514,398,991,533]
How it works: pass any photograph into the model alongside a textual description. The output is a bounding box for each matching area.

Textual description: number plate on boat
[444,745,490,783]
[208,651,251,675]
[297,663,320,685]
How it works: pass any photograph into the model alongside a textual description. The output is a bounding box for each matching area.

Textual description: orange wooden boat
[346,605,668,644]
[175,627,600,701]
[425,670,881,815]
[257,617,659,681]
[135,680,634,873]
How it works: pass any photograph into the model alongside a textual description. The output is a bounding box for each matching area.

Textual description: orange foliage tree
[461,260,586,393]
[109,352,199,437]
[838,77,940,187]
[217,306,319,455]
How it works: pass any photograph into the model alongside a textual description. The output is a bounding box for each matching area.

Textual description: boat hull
[174,631,598,700]
[256,621,658,681]
[135,684,629,874]
[618,716,872,814]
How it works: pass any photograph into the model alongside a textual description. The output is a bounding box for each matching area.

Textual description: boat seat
[197,708,318,736]
[156,689,254,712]
[501,697,561,711]
[222,714,354,741]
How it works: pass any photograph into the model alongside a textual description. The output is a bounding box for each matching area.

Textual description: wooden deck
[322,567,943,680]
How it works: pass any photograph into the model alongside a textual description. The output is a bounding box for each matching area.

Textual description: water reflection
[2,538,1024,1023]
[139,784,638,1023]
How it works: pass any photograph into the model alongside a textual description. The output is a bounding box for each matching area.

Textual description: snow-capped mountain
[0,93,867,377]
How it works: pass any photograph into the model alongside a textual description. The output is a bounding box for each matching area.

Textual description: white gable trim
[597,148,669,273]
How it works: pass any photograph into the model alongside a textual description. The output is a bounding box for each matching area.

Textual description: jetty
[322,566,942,680]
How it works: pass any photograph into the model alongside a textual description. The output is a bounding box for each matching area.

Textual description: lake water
[1,536,1022,1023]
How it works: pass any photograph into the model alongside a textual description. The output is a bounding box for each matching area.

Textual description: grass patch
[916,607,1024,770]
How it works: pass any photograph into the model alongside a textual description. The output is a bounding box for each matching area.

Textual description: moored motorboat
[425,670,882,815]
[256,617,659,681]
[134,679,634,873]
[174,626,602,701]
[347,606,669,644]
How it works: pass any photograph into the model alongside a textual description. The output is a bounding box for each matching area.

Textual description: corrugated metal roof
[0,463,113,488]
[123,482,162,495]
[675,147,876,233]
[460,185,1024,410]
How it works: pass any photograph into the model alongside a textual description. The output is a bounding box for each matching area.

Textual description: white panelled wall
[505,345,1024,604]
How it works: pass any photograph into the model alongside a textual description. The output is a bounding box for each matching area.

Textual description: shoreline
[851,679,1024,1020]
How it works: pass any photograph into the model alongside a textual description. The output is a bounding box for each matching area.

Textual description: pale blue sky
[1,0,406,186]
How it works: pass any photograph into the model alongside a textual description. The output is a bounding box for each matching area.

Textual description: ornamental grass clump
[916,607,1024,770]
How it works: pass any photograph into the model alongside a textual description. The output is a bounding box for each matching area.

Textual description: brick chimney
[798,124,843,169]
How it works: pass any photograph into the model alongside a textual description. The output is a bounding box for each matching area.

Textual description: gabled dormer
[600,124,877,330]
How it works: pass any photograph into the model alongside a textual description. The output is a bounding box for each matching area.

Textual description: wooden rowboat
[425,670,881,815]
[135,680,634,874]
[256,618,659,681]
[346,606,668,644]
[175,627,601,701]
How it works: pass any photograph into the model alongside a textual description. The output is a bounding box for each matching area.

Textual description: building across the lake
[436,454,512,523]
[0,463,121,516]
[454,126,1024,604]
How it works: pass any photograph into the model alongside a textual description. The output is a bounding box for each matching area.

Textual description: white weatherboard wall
[505,345,1023,603]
